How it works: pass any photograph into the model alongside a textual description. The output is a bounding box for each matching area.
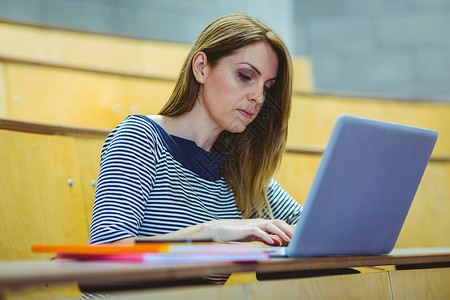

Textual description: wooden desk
[1,248,449,299]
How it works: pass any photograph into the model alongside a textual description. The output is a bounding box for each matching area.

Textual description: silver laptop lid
[287,115,438,257]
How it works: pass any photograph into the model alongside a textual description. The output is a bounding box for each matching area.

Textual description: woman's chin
[226,119,252,133]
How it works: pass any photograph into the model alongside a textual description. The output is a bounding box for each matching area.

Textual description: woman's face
[196,42,279,133]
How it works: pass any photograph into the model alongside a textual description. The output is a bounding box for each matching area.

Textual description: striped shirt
[89,115,302,244]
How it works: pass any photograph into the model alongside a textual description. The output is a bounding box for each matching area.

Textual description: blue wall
[0,0,294,48]
[294,0,450,101]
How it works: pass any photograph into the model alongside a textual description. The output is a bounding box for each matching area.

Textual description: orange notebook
[32,243,170,255]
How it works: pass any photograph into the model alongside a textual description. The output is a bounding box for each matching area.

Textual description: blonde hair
[159,14,292,218]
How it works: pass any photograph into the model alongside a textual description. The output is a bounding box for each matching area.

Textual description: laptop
[273,114,438,258]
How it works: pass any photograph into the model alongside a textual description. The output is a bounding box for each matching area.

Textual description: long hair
[159,14,292,218]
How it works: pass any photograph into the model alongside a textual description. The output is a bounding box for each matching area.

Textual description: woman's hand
[116,219,295,246]
[201,219,294,246]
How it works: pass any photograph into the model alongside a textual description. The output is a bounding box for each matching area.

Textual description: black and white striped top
[89,115,302,245]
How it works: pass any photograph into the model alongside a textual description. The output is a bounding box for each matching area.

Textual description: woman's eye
[264,84,273,94]
[238,72,251,81]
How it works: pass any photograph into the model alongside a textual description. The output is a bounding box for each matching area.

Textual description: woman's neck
[151,105,222,152]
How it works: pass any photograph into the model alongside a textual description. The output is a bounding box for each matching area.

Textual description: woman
[89,14,302,247]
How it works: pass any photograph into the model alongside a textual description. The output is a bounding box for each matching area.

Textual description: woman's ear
[192,51,210,84]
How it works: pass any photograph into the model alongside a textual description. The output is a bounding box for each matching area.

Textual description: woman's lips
[238,109,253,119]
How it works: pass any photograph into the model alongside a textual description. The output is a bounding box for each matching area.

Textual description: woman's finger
[269,235,283,246]
[257,220,293,242]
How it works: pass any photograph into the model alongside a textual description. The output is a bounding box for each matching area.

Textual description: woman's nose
[248,85,265,104]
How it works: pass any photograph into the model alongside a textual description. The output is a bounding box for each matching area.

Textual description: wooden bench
[0,20,313,128]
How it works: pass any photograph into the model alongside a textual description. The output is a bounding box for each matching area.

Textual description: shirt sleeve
[266,178,303,225]
[89,117,157,244]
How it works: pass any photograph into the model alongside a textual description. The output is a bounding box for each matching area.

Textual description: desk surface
[1,247,449,288]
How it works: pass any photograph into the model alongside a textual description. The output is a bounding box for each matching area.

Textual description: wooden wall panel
[292,57,314,92]
[0,130,88,260]
[0,282,81,300]
[109,284,248,300]
[389,267,450,300]
[0,62,8,117]
[5,63,173,128]
[6,63,125,127]
[288,94,450,156]
[120,76,175,117]
[396,162,450,247]
[274,153,321,206]
[74,137,106,229]
[249,272,392,300]
[0,22,189,80]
